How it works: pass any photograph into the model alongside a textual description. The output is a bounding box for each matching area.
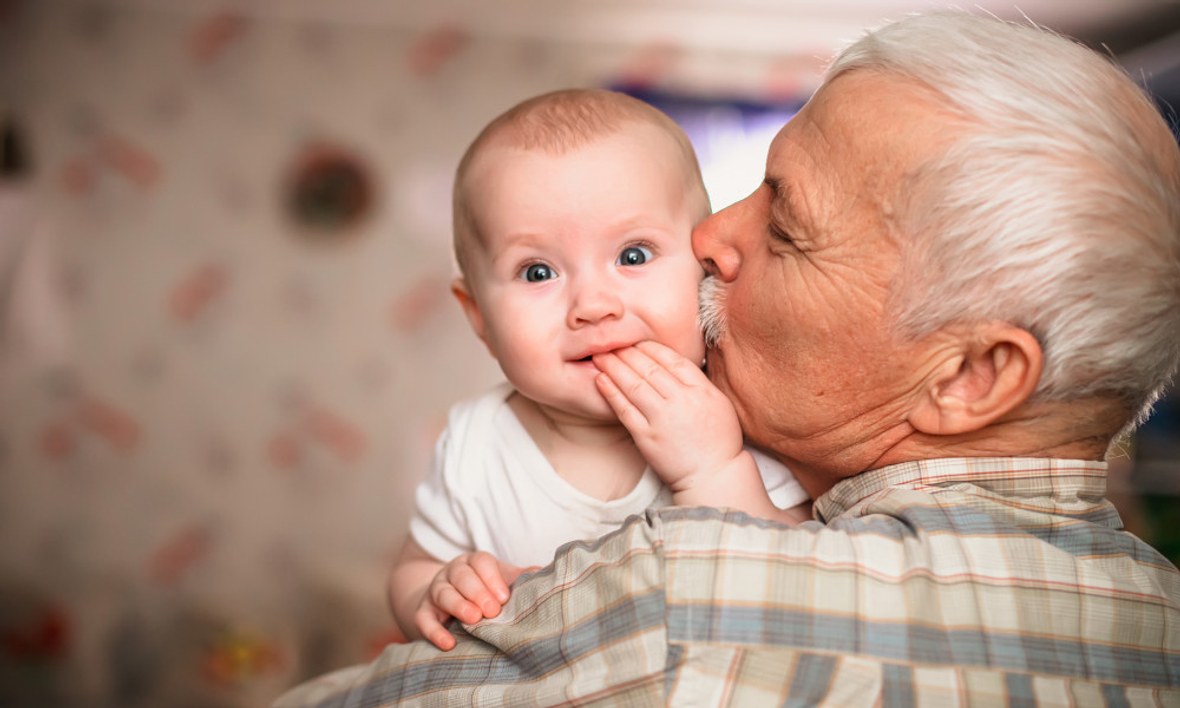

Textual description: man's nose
[567,277,623,327]
[692,202,743,282]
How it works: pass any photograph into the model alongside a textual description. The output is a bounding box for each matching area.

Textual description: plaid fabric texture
[276,458,1180,707]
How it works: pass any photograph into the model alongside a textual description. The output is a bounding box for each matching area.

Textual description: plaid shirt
[277,457,1180,706]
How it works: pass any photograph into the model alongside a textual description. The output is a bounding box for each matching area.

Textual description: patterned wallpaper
[0,2,823,705]
[5,3,1176,706]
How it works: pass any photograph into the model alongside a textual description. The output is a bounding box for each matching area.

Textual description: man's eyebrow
[763,176,785,198]
[763,176,795,222]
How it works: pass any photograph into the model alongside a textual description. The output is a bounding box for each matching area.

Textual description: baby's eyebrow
[487,235,543,266]
[493,232,547,254]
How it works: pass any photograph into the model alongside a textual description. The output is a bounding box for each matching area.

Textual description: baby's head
[450,89,712,421]
[453,89,709,284]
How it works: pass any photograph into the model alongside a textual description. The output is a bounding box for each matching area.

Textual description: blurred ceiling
[99,0,1180,55]
[94,0,1180,97]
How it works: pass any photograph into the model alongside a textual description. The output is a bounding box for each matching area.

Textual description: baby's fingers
[634,340,710,386]
[592,349,665,412]
[595,369,651,434]
[444,557,502,619]
[599,345,685,402]
[431,581,483,625]
[415,603,457,652]
[468,551,511,606]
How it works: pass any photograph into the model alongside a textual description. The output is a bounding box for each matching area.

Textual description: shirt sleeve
[407,424,473,562]
[275,509,670,707]
[746,446,810,509]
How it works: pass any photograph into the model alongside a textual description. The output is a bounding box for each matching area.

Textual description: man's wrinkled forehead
[770,72,963,182]
[759,95,843,228]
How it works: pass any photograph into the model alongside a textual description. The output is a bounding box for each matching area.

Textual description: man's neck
[800,397,1126,499]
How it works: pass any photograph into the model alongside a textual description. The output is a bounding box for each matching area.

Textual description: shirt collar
[813,457,1109,523]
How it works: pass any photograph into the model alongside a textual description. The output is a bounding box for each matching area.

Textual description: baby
[388,89,809,651]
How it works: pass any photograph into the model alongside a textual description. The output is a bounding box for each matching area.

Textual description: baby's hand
[415,552,529,651]
[592,340,744,494]
[594,341,796,521]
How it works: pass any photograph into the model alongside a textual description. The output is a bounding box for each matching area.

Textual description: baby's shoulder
[437,383,522,480]
[444,382,515,432]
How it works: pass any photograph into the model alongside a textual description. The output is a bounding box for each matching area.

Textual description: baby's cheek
[683,333,707,367]
[664,326,706,367]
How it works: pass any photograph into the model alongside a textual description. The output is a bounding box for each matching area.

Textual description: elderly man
[279,11,1180,706]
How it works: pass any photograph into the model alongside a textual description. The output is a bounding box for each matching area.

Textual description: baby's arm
[388,537,523,651]
[593,340,802,525]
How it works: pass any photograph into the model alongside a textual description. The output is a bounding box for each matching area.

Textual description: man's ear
[908,323,1043,436]
[451,278,491,348]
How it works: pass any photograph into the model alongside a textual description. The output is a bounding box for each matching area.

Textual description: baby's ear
[908,322,1043,436]
[451,278,490,347]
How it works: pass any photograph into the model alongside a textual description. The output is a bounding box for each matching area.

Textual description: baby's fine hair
[451,89,708,281]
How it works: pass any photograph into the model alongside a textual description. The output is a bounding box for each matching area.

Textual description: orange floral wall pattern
[0,2,825,705]
[5,2,1176,706]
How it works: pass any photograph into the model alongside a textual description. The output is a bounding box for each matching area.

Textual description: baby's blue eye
[521,263,556,282]
[617,245,653,267]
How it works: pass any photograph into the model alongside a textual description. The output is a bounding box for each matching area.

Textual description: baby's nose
[567,280,623,327]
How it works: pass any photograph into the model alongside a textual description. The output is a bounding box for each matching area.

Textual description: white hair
[826,12,1180,426]
[698,275,727,349]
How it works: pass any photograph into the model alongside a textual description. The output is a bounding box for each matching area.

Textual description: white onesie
[409,383,808,569]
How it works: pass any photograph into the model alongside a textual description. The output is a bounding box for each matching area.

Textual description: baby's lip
[570,343,634,362]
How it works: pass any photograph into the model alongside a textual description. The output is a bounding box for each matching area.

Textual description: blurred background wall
[1,0,1178,705]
